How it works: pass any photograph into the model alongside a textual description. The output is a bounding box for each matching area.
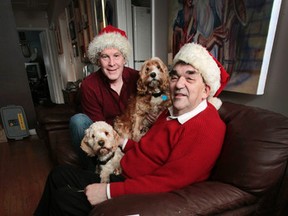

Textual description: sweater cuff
[106,183,111,199]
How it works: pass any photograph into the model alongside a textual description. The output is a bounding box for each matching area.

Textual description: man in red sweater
[35,43,229,215]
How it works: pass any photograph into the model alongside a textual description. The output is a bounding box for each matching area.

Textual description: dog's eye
[157,65,160,69]
[145,67,149,72]
[105,131,109,136]
[92,134,95,138]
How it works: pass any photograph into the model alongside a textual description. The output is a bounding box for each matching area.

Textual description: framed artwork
[68,0,75,20]
[168,0,283,95]
[69,20,76,40]
[55,20,63,54]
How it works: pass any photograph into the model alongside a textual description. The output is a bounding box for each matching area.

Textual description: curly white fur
[80,121,123,183]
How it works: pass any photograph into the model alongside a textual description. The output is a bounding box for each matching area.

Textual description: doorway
[17,29,65,106]
[18,30,51,106]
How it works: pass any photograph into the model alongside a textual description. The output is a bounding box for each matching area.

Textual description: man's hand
[85,183,108,206]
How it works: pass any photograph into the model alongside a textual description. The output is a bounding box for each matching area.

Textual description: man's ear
[203,84,211,99]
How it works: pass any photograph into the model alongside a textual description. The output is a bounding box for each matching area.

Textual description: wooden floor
[0,135,53,216]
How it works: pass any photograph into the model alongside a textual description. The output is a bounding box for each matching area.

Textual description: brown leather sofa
[35,103,80,166]
[36,101,288,215]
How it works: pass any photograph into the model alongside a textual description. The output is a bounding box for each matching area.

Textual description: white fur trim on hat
[208,97,222,110]
[172,43,222,109]
[87,32,132,64]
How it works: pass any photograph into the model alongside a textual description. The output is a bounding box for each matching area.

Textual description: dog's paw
[113,167,122,175]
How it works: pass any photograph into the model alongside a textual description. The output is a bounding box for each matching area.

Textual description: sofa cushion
[90,181,257,216]
[35,104,77,125]
[212,102,288,196]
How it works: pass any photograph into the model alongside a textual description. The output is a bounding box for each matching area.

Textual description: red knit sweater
[81,67,139,125]
[110,103,226,197]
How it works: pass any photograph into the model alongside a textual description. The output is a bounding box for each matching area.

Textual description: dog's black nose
[150,72,156,78]
[98,140,105,147]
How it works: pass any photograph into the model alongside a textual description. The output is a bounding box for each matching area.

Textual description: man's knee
[70,113,91,128]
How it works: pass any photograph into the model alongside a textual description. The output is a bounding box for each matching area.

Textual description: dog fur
[80,121,124,183]
[114,57,171,142]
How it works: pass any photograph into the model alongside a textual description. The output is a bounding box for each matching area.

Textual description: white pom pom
[208,97,222,110]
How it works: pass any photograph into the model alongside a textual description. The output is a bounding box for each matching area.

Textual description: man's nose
[175,76,186,88]
[108,57,115,65]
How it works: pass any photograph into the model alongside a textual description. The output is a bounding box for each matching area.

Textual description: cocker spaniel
[80,121,124,183]
[114,57,171,141]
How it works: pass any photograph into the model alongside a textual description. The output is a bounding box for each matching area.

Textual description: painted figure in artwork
[172,0,247,75]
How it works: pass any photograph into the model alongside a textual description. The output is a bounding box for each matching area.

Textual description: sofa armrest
[89,181,257,216]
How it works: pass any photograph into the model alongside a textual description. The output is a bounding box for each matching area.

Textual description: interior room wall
[47,0,70,25]
[155,0,288,117]
[152,0,168,62]
[0,0,37,129]
[13,9,48,28]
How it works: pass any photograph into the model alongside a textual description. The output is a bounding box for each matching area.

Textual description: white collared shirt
[167,99,208,124]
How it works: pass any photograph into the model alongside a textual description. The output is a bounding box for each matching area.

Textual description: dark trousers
[34,165,124,216]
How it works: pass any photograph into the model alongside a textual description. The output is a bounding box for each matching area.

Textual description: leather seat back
[211,102,288,196]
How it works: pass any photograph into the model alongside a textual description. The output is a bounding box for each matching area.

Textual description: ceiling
[11,0,151,12]
[11,0,50,11]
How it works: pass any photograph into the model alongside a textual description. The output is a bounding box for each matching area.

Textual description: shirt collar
[167,100,208,124]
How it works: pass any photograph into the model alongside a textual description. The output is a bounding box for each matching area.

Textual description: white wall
[151,0,168,62]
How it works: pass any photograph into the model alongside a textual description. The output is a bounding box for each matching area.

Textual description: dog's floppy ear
[112,129,121,150]
[137,61,148,95]
[158,58,168,74]
[80,131,95,157]
[137,78,147,95]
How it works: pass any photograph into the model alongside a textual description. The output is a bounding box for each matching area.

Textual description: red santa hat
[87,25,132,64]
[172,43,230,109]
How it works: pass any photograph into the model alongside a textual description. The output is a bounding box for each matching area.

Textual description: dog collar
[152,92,162,97]
[152,92,168,102]
[98,152,115,165]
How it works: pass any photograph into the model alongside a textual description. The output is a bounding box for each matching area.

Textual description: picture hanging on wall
[55,20,63,54]
[168,0,283,95]
[69,20,76,40]
[68,0,75,20]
